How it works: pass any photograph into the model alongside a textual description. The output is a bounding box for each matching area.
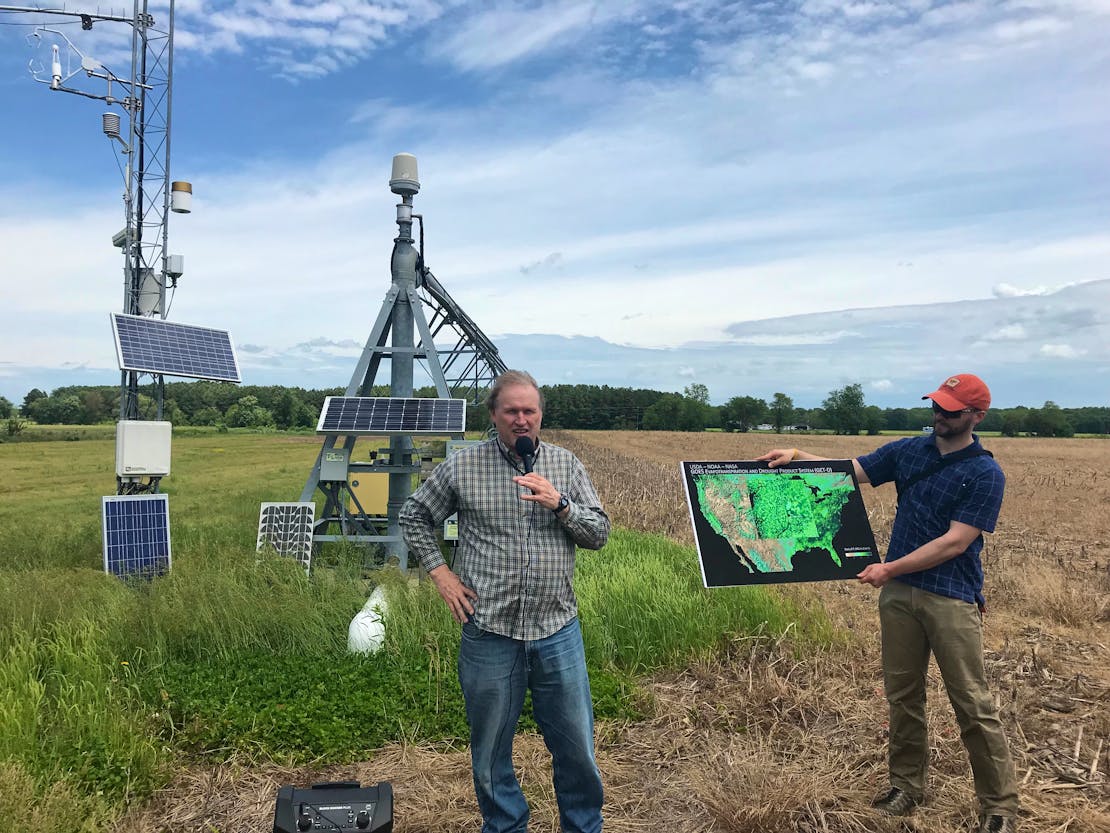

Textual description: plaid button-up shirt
[399,437,610,640]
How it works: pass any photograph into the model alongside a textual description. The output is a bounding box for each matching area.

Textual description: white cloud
[979,323,1029,341]
[993,282,1052,297]
[1039,343,1085,358]
[992,16,1070,43]
[727,331,863,347]
[431,1,630,71]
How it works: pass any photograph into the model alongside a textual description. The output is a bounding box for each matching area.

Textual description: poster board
[681,459,879,588]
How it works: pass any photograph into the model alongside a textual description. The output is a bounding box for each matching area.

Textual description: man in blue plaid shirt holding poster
[400,370,610,833]
[760,373,1019,833]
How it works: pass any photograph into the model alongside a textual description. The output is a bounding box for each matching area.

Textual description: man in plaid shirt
[759,373,1019,833]
[400,370,610,833]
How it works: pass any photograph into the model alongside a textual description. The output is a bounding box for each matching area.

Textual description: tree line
[1,381,1105,437]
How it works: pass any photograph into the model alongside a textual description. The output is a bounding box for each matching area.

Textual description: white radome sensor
[389,153,420,197]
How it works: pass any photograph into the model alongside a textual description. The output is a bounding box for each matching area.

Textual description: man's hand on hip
[428,565,478,624]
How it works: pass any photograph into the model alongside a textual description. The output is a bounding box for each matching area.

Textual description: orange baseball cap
[922,373,991,412]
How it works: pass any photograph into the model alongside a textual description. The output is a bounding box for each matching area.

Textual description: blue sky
[1,1,1107,408]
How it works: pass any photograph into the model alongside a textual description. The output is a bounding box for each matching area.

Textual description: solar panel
[257,502,315,573]
[102,494,171,579]
[316,397,467,435]
[111,312,241,382]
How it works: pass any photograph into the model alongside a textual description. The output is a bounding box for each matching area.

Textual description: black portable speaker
[272,781,393,833]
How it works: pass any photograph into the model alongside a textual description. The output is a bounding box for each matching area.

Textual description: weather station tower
[6,2,240,581]
[5,2,241,502]
[291,153,507,574]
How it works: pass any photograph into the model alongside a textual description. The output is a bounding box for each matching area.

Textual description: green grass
[0,432,837,831]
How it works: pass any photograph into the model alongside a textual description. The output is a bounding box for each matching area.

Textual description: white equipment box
[115,420,172,477]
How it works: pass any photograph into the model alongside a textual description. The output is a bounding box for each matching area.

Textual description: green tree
[721,396,767,433]
[273,389,305,429]
[27,393,83,424]
[884,408,909,431]
[192,406,222,426]
[81,390,110,423]
[863,405,885,436]
[0,396,12,419]
[642,394,706,431]
[1026,401,1074,438]
[822,384,866,435]
[1000,410,1025,437]
[224,395,276,428]
[768,393,794,433]
[21,388,46,417]
[683,383,710,405]
[162,398,188,425]
[1071,407,1110,434]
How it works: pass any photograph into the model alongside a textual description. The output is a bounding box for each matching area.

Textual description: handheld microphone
[514,436,535,474]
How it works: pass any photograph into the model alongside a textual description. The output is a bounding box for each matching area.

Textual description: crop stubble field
[112,431,1109,832]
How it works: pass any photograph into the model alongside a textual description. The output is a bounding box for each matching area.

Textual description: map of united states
[694,471,858,574]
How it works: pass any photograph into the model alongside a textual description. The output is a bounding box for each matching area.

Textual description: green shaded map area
[694,471,856,573]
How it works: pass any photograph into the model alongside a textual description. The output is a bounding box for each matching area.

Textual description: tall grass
[0,621,165,829]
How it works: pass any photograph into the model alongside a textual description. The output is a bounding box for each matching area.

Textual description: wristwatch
[553,493,569,515]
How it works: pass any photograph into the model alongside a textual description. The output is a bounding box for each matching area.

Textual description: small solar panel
[102,494,171,579]
[316,397,467,435]
[257,502,315,573]
[111,312,241,382]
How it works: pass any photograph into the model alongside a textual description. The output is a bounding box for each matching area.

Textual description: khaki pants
[879,581,1019,817]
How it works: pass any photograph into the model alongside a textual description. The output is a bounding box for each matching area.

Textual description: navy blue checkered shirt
[858,434,1004,607]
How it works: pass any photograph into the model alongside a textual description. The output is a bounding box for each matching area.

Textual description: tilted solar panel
[111,312,241,382]
[316,397,467,435]
[257,502,315,573]
[102,494,172,579]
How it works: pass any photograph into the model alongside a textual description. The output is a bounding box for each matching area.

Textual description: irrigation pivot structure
[301,153,507,571]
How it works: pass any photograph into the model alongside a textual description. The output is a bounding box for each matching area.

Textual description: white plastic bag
[347,585,388,654]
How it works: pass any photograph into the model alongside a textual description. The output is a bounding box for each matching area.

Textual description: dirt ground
[119,431,1110,833]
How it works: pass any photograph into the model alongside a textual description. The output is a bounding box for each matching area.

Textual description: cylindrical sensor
[389,153,420,196]
[171,181,192,214]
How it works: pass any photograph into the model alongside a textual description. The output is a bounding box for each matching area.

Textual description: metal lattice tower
[116,1,179,422]
[5,1,191,498]
[300,154,507,570]
[4,1,183,427]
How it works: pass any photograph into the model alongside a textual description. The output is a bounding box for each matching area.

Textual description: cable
[0,19,81,27]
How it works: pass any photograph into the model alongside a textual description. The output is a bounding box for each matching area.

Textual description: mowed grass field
[2,430,1108,833]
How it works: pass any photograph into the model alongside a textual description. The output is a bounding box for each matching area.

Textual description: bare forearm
[886,535,968,577]
[858,521,981,587]
[757,447,869,484]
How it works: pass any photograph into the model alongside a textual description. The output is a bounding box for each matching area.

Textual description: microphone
[514,436,535,474]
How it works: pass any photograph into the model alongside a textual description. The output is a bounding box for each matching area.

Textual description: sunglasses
[931,401,979,418]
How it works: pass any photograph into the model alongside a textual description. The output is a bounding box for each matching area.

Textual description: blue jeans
[458,617,603,833]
